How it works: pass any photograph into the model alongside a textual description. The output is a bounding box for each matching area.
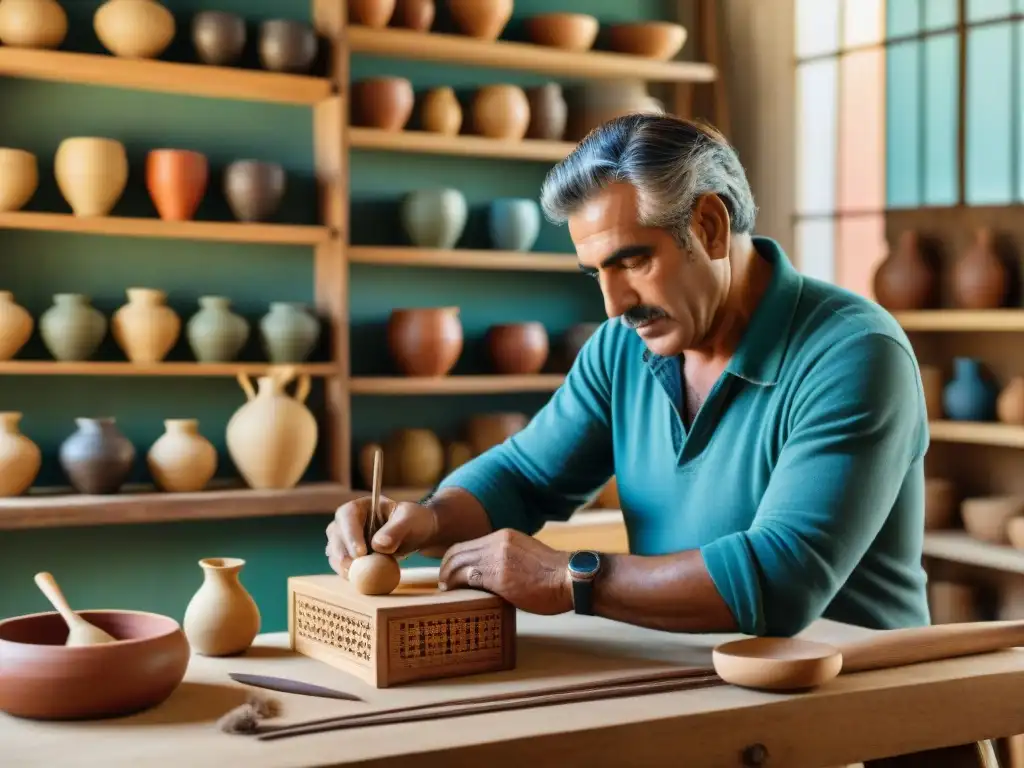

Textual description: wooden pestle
[34,571,116,647]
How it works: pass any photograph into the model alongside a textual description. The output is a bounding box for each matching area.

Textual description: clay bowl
[607,22,687,60]
[0,609,190,720]
[351,77,415,131]
[487,322,549,375]
[525,13,599,51]
[446,0,512,40]
[960,495,1024,545]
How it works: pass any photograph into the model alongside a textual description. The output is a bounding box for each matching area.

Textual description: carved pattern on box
[294,594,373,663]
[388,608,505,671]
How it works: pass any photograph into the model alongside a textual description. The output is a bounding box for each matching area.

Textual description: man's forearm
[589,550,739,633]
[419,486,495,558]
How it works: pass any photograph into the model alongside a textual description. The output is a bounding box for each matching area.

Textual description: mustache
[620,305,667,328]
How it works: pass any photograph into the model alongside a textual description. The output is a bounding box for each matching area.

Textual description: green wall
[0,0,673,631]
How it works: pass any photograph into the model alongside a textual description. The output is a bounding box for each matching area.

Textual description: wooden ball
[348,553,401,596]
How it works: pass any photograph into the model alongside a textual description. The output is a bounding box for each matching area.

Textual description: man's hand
[326,495,438,577]
[438,529,573,615]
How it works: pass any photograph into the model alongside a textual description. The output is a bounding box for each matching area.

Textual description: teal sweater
[438,237,931,637]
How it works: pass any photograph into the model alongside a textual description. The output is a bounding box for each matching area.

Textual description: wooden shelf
[0,361,339,377]
[348,26,717,82]
[0,211,329,246]
[893,310,1024,331]
[0,48,332,105]
[350,374,565,395]
[923,530,1024,575]
[928,420,1024,448]
[348,127,575,161]
[348,246,579,272]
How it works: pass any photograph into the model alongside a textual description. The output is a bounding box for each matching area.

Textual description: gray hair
[539,114,757,246]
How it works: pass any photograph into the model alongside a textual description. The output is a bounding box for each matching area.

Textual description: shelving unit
[0,1,724,530]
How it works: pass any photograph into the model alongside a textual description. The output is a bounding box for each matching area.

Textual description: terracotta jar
[54,137,128,217]
[465,412,527,456]
[387,306,463,376]
[39,293,107,361]
[259,302,320,363]
[59,417,136,495]
[997,377,1024,426]
[351,77,415,131]
[258,19,317,73]
[191,10,246,66]
[145,149,208,221]
[112,288,181,364]
[147,418,218,492]
[223,160,286,222]
[487,322,549,374]
[0,148,37,212]
[526,84,568,140]
[93,0,175,59]
[182,557,260,656]
[0,0,68,48]
[387,428,445,486]
[0,290,33,361]
[447,0,511,39]
[872,230,938,311]
[952,228,1009,309]
[394,0,434,30]
[400,188,467,248]
[471,85,530,140]
[420,86,462,135]
[349,0,395,27]
[444,440,472,472]
[186,295,249,363]
[0,412,40,497]
[226,371,318,489]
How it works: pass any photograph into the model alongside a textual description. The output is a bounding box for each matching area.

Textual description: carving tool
[228,672,364,702]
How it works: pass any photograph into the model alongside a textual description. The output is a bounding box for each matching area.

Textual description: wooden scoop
[34,571,117,647]
[712,619,1024,692]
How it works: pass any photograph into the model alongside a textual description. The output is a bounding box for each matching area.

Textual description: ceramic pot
[420,86,461,135]
[997,377,1024,426]
[919,364,944,421]
[226,371,318,489]
[94,0,175,59]
[952,228,1009,309]
[349,0,395,27]
[487,322,549,375]
[182,557,260,656]
[525,84,568,140]
[145,149,208,222]
[525,12,599,51]
[558,322,601,372]
[565,80,663,141]
[147,418,217,492]
[488,198,541,251]
[258,19,317,74]
[351,77,414,131]
[925,477,957,531]
[0,291,32,361]
[0,0,66,48]
[385,428,444,487]
[387,307,463,377]
[223,160,286,222]
[59,417,136,494]
[0,148,37,212]
[447,0,511,39]
[400,188,467,248]
[0,412,40,497]
[39,293,107,361]
[259,302,320,363]
[191,10,246,66]
[872,230,938,311]
[607,21,687,60]
[186,295,249,363]
[471,85,530,140]
[394,0,434,30]
[54,137,128,217]
[445,440,472,473]
[111,287,181,363]
[464,412,527,456]
[943,357,998,422]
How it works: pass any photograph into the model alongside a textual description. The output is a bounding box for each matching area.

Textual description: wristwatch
[567,550,602,615]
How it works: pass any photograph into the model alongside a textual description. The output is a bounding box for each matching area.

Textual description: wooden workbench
[3,610,1024,767]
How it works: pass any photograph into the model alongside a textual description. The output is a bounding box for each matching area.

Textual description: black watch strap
[571,578,594,615]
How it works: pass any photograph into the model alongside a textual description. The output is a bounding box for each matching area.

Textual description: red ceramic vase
[146,149,209,222]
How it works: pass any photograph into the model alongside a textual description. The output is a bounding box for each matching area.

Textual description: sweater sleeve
[699,331,927,637]
[435,323,616,534]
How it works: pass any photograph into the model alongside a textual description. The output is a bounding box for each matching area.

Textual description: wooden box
[286,574,517,688]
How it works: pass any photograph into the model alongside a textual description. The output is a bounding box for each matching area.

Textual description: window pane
[968,0,1014,22]
[886,0,919,38]
[886,42,921,207]
[844,0,884,47]
[795,220,835,284]
[797,60,838,215]
[839,50,884,211]
[796,0,840,58]
[836,215,886,299]
[925,0,959,29]
[923,34,960,206]
[966,23,1014,204]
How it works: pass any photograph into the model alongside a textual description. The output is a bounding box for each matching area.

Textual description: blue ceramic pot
[943,357,997,421]
[488,198,540,251]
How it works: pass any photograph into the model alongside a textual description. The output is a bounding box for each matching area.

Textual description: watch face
[569,550,600,574]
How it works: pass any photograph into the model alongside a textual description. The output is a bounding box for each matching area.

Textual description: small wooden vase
[0,290,33,361]
[0,147,37,212]
[0,412,41,497]
[952,228,1009,309]
[871,230,938,311]
[111,287,181,363]
[54,137,128,217]
[182,557,261,656]
[420,86,462,135]
[147,418,218,492]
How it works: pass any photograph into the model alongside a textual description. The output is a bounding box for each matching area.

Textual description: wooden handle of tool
[838,619,1024,674]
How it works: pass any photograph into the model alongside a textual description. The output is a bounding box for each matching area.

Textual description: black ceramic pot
[223,160,286,223]
[192,11,247,66]
[258,20,317,74]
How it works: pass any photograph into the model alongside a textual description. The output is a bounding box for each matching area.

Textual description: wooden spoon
[712,619,1024,692]
[33,571,117,647]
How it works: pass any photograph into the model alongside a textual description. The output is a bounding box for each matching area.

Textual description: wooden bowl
[525,13,599,51]
[0,609,190,720]
[960,495,1024,545]
[607,22,687,60]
